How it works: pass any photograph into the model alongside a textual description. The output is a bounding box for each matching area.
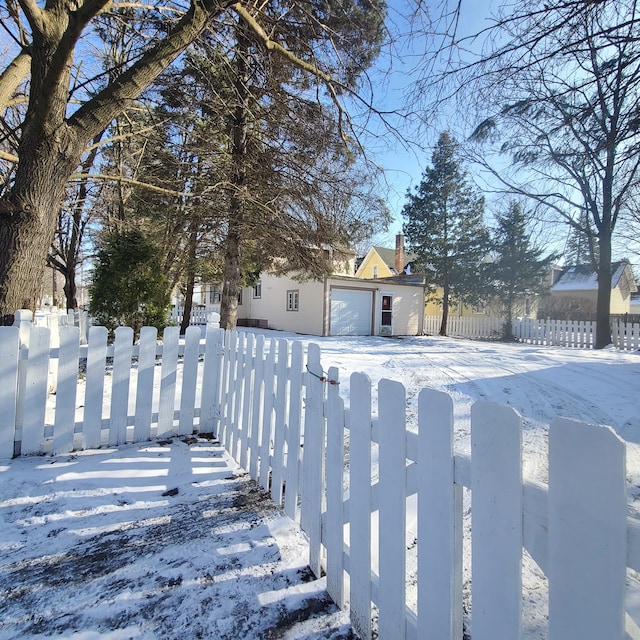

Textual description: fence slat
[178,325,200,435]
[0,327,19,458]
[83,326,107,449]
[259,339,276,491]
[378,379,407,640]
[249,335,265,480]
[270,339,289,505]
[548,418,626,640]
[200,327,223,435]
[471,401,522,640]
[301,342,325,578]
[284,341,304,521]
[349,371,372,640]
[134,326,157,442]
[228,332,244,457]
[325,365,344,607]
[109,326,134,445]
[52,326,80,454]
[418,388,462,640]
[157,326,179,437]
[239,333,254,470]
[21,326,50,455]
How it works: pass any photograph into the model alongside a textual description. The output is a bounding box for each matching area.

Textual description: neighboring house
[355,234,417,279]
[547,261,637,316]
[631,292,640,315]
[236,272,425,336]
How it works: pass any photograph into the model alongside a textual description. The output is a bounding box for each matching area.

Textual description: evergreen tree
[488,201,556,340]
[89,229,170,337]
[402,131,490,336]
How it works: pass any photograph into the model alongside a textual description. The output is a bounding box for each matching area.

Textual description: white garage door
[330,288,373,336]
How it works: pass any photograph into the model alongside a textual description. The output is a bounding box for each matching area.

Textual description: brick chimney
[395,233,405,274]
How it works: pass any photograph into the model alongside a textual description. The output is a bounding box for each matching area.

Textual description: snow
[2,329,640,638]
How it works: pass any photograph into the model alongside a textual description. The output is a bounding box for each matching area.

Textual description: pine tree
[89,229,170,337]
[488,201,556,340]
[402,131,490,336]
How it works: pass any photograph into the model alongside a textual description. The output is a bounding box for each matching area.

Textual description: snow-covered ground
[1,330,639,639]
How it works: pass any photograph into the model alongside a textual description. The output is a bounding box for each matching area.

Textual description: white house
[236,272,425,337]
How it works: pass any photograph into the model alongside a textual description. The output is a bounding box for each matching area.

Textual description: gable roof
[371,246,418,272]
[551,261,636,292]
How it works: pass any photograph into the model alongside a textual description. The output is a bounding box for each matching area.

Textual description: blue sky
[364,0,498,245]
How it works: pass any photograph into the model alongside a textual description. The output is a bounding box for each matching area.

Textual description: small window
[373,265,378,278]
[237,290,243,305]
[287,290,299,312]
[381,294,392,326]
[253,283,262,299]
[209,286,221,304]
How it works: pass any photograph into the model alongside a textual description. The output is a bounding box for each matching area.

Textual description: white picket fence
[425,314,640,350]
[0,319,637,638]
[169,304,220,326]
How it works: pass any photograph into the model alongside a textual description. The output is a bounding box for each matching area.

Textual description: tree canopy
[0,0,389,324]
[411,0,640,347]
[402,131,489,336]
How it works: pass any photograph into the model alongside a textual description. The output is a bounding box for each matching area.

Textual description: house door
[379,292,393,336]
[329,288,373,336]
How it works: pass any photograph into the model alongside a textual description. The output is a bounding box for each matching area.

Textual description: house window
[209,286,221,304]
[381,294,392,326]
[237,290,243,305]
[287,290,299,312]
[373,265,378,278]
[253,282,262,299]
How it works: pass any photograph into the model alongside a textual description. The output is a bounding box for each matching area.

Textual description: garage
[329,287,373,336]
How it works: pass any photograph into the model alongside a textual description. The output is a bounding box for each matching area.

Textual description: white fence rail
[0,319,637,638]
[425,314,640,350]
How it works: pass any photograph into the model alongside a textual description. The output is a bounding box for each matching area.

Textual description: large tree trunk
[219,18,249,331]
[0,142,79,323]
[440,278,450,336]
[63,267,78,310]
[180,223,199,335]
[595,228,613,349]
[220,222,242,330]
[0,0,232,324]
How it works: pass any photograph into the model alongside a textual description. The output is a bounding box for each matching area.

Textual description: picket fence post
[200,326,224,435]
[471,401,523,639]
[82,326,107,449]
[283,341,304,522]
[0,326,19,459]
[324,365,344,607]
[548,418,626,639]
[248,334,265,480]
[418,388,462,639]
[378,379,407,639]
[109,326,134,445]
[133,326,157,443]
[301,342,325,578]
[21,326,50,455]
[349,371,372,639]
[157,326,179,437]
[52,325,80,455]
[259,339,276,491]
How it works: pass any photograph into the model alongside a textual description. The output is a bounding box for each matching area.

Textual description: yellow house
[355,234,417,279]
